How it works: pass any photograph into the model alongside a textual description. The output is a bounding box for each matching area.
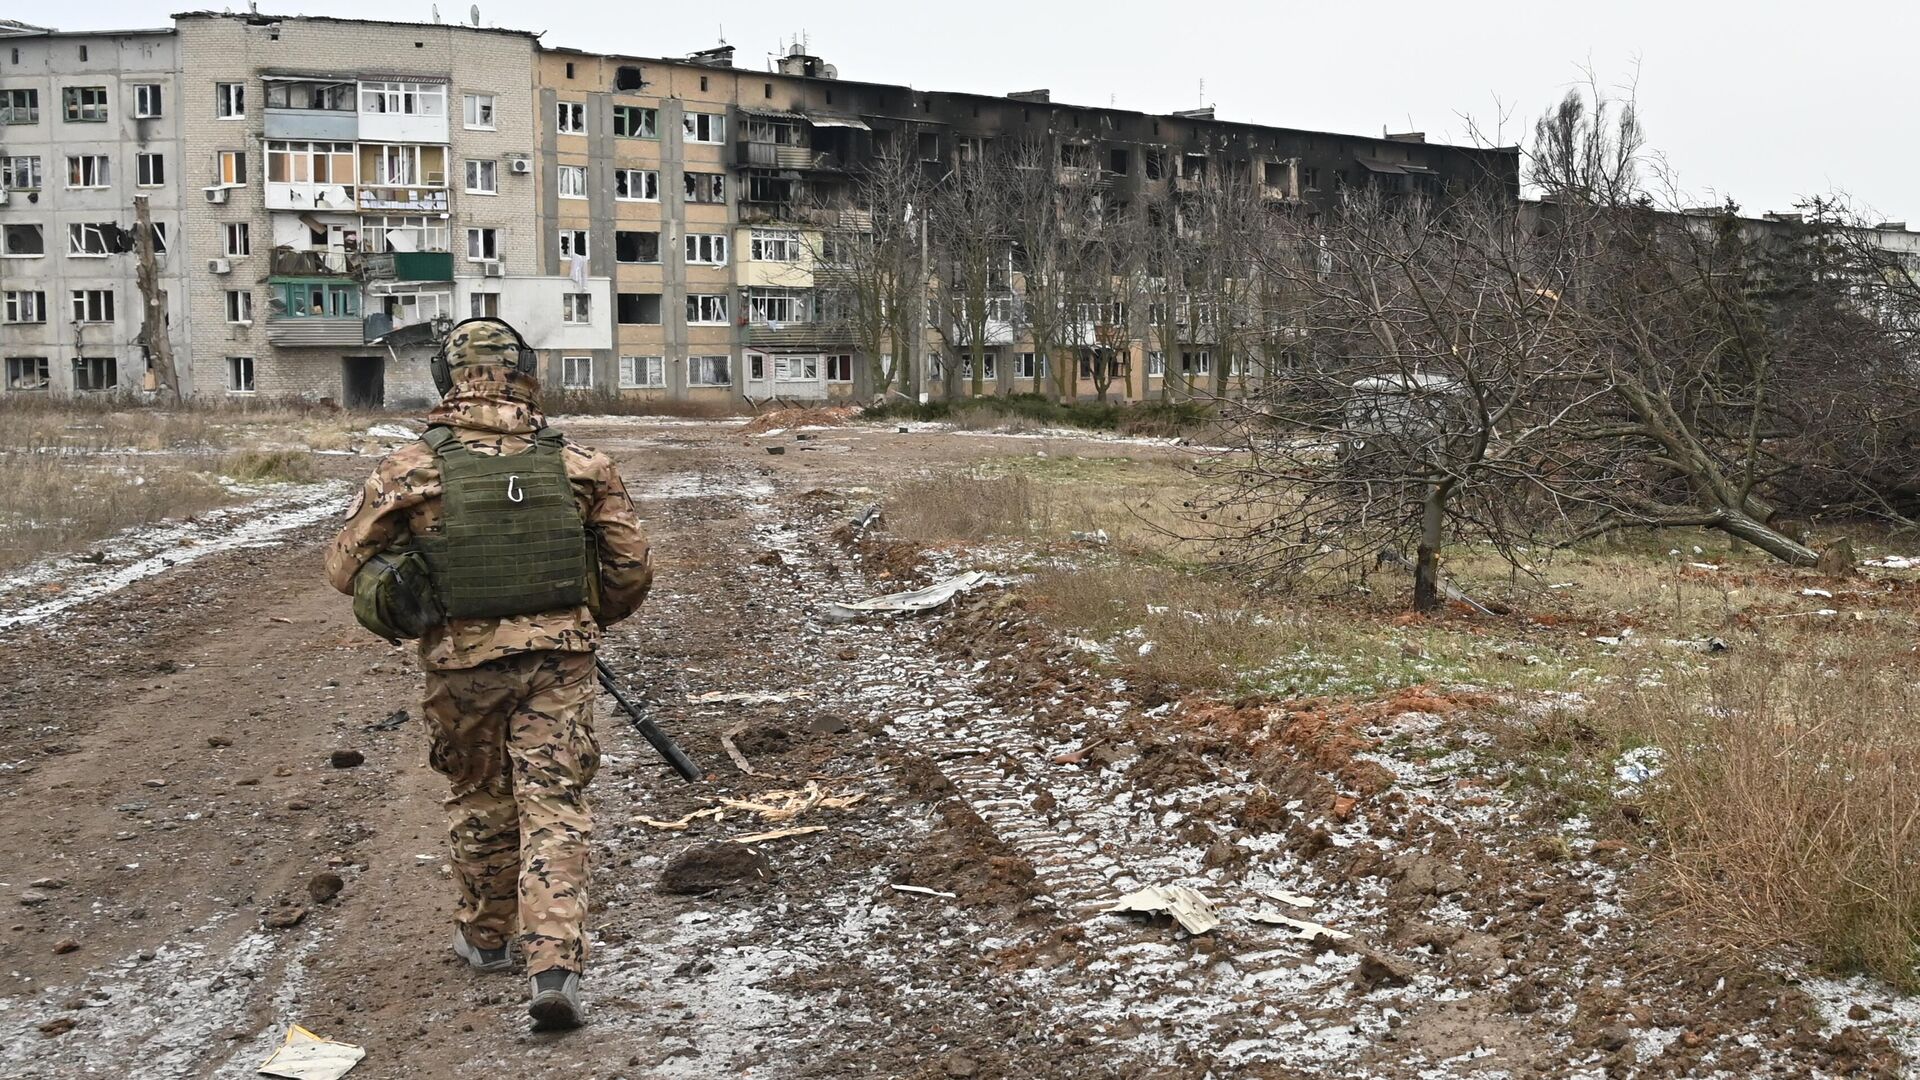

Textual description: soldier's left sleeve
[585,459,653,626]
[324,450,431,594]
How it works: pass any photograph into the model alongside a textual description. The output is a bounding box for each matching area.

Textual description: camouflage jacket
[325,365,653,671]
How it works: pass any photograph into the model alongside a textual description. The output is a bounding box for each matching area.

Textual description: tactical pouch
[583,527,604,623]
[352,549,444,641]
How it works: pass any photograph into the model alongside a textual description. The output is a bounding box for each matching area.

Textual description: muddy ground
[0,418,1912,1079]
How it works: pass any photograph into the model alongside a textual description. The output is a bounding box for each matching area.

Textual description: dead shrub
[0,452,230,572]
[222,449,316,484]
[1603,645,1920,988]
[887,472,1039,543]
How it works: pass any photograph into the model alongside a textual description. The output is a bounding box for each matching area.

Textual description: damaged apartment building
[532,43,1520,406]
[0,9,1515,403]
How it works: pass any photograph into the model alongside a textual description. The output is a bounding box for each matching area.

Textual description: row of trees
[807,90,1920,608]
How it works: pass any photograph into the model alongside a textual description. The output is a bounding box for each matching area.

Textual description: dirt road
[0,419,1911,1079]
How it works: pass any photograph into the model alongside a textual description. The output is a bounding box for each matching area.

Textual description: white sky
[59,0,1920,222]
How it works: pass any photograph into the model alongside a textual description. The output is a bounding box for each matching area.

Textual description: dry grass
[1597,634,1920,988]
[0,452,232,572]
[221,449,317,484]
[885,471,1042,544]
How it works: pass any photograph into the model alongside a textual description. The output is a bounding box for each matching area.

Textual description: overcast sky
[62,0,1920,222]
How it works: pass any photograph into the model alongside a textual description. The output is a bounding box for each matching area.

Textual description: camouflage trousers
[421,648,600,974]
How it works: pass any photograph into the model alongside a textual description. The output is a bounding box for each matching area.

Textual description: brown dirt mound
[740,405,861,435]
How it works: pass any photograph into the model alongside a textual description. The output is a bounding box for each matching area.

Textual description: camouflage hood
[425,363,546,435]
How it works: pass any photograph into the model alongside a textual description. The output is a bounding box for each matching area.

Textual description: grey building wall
[173,13,539,404]
[0,28,189,396]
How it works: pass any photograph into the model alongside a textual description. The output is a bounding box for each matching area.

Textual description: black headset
[430,317,536,396]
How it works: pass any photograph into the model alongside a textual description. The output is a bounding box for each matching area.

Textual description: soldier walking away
[325,318,653,1031]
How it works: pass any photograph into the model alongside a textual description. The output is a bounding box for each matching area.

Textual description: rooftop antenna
[1198,78,1204,108]
[431,3,440,24]
[471,4,481,27]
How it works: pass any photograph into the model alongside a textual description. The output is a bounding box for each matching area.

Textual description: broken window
[686,294,729,324]
[616,293,662,324]
[615,230,660,263]
[747,288,810,323]
[3,290,46,322]
[957,136,985,164]
[1059,142,1091,169]
[65,85,108,122]
[74,356,117,392]
[825,354,853,382]
[917,131,940,162]
[133,84,163,118]
[267,80,353,111]
[744,118,801,145]
[6,356,51,391]
[1,222,44,255]
[561,293,591,324]
[469,291,500,318]
[1108,148,1130,175]
[224,222,250,256]
[614,65,645,92]
[746,173,792,204]
[1,88,39,124]
[619,355,664,388]
[464,228,498,261]
[1144,149,1165,181]
[556,101,584,134]
[1181,349,1213,375]
[225,289,252,323]
[749,229,800,262]
[2,155,42,189]
[683,171,725,203]
[68,224,112,257]
[613,105,657,138]
[684,233,727,266]
[557,164,587,199]
[687,355,731,386]
[272,281,358,318]
[682,112,724,143]
[214,82,244,119]
[463,93,495,129]
[614,168,658,201]
[227,356,255,393]
[360,81,443,116]
[1301,165,1321,190]
[557,229,588,260]
[362,215,448,254]
[1183,153,1207,180]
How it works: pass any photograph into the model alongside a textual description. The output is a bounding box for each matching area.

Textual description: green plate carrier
[417,425,591,620]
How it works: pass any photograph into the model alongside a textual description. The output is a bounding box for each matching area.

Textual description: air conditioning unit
[482,261,505,277]
[509,157,532,175]
[208,257,232,275]
[204,186,229,204]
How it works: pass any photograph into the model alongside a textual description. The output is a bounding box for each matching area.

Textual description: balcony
[266,317,365,347]
[264,107,357,141]
[735,141,846,172]
[357,184,448,213]
[360,251,454,282]
[271,246,352,276]
[265,180,356,212]
[746,320,855,351]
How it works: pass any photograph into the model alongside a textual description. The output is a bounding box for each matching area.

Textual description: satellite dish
[471,4,481,25]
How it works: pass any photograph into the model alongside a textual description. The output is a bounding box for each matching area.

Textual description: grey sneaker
[451,927,512,973]
[528,968,585,1031]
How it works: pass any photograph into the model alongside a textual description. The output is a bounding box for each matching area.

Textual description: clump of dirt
[658,842,772,894]
[730,723,793,756]
[740,405,860,435]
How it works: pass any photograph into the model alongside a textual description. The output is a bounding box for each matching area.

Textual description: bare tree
[132,195,181,402]
[808,143,929,400]
[926,147,1011,399]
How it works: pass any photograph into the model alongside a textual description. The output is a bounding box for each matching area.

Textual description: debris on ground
[1245,908,1350,941]
[263,903,308,930]
[688,689,814,705]
[658,843,772,894]
[890,884,958,900]
[720,723,767,777]
[307,872,345,905]
[1099,885,1220,935]
[740,405,861,435]
[820,571,993,622]
[1068,529,1110,546]
[635,806,726,831]
[729,825,827,845]
[327,749,365,769]
[257,1024,365,1080]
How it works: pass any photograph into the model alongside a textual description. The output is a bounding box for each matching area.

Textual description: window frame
[560,293,592,324]
[1,223,47,258]
[2,155,43,190]
[464,157,497,195]
[136,152,165,188]
[555,101,585,135]
[463,93,496,130]
[684,233,728,267]
[5,355,51,391]
[686,293,730,325]
[65,154,110,189]
[224,222,251,257]
[133,83,163,119]
[557,229,589,260]
[560,354,593,389]
[825,354,854,382]
[3,290,47,323]
[217,150,247,186]
[215,81,245,119]
[614,168,658,202]
[73,355,118,392]
[225,289,253,324]
[67,223,112,259]
[227,355,256,394]
[619,354,665,388]
[464,227,499,262]
[612,105,658,139]
[750,228,801,262]
[683,171,725,204]
[682,112,724,144]
[0,88,40,125]
[686,354,733,387]
[63,85,108,123]
[70,288,115,323]
[557,163,587,200]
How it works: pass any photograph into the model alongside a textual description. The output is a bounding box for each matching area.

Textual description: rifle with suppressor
[595,657,701,782]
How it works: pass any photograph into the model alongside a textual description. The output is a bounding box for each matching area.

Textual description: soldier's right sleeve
[585,459,653,626]
[324,446,435,595]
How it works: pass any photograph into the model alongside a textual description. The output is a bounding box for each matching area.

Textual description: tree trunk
[1413,483,1447,613]
[132,195,180,402]
[1715,510,1819,566]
